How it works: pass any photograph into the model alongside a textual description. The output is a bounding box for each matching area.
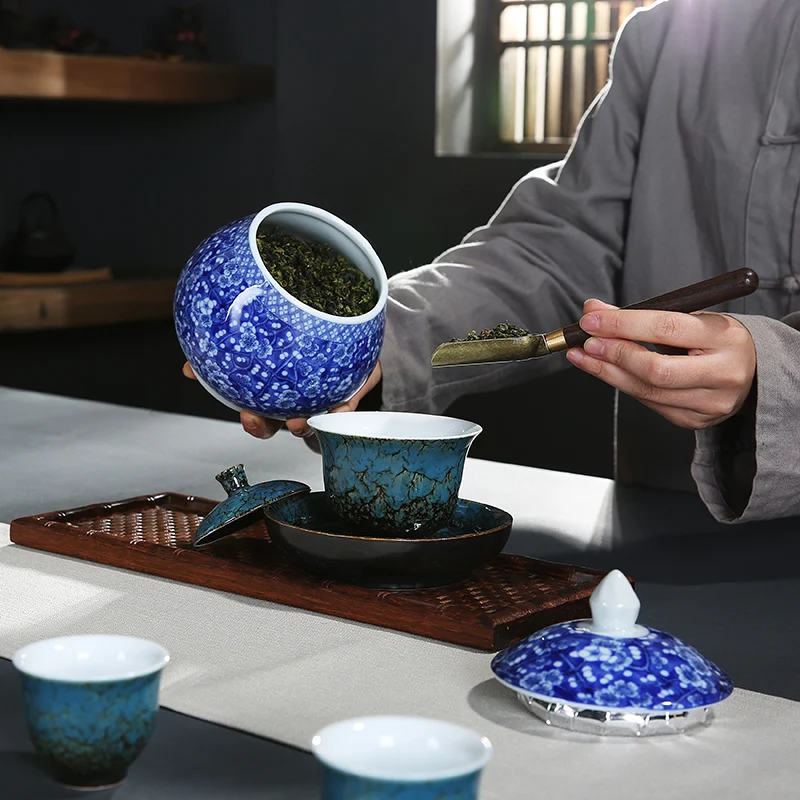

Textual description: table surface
[1,387,799,798]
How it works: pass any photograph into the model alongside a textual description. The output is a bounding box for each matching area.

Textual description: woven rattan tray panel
[10,493,606,651]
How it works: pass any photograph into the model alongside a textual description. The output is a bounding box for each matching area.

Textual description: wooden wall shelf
[0,268,112,287]
[0,277,177,331]
[0,49,273,104]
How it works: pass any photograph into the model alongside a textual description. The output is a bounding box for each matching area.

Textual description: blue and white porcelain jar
[174,203,388,420]
[491,570,734,736]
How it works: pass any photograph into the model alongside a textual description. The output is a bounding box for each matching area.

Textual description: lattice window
[496,0,655,152]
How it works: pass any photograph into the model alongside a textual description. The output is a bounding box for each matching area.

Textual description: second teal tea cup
[312,715,492,799]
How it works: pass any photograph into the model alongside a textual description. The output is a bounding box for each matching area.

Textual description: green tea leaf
[256,228,378,317]
[450,322,530,342]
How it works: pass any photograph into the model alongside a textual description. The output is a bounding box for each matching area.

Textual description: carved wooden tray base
[10,492,607,651]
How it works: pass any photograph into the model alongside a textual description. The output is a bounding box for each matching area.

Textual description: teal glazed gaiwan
[307,411,482,537]
[12,635,169,790]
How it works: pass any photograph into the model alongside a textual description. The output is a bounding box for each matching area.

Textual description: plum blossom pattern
[174,214,384,419]
[491,621,733,712]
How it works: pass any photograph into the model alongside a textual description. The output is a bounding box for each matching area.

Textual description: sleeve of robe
[380,8,657,414]
[692,312,800,523]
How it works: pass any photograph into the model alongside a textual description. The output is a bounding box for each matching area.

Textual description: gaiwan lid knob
[193,465,310,547]
[586,569,648,638]
[217,464,250,495]
[490,568,734,736]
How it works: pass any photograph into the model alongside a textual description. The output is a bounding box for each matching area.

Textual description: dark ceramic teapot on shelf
[0,193,75,273]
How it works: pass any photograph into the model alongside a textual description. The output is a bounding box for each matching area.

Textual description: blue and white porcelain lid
[491,570,734,713]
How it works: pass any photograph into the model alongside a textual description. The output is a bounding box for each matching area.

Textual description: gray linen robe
[380,0,800,523]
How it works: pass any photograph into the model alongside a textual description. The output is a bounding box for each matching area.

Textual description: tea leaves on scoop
[450,322,530,342]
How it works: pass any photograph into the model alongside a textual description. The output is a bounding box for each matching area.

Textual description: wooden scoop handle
[559,268,760,350]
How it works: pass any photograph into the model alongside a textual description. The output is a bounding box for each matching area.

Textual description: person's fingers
[286,417,314,437]
[582,298,618,314]
[580,301,686,356]
[568,312,755,429]
[579,309,732,349]
[566,347,741,418]
[240,411,283,439]
[330,362,382,414]
[581,336,720,390]
[632,397,720,431]
[182,362,197,379]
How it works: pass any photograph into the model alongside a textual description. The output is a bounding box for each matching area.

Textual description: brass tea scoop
[431,268,759,368]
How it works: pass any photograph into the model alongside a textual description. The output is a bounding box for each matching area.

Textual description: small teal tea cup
[312,715,492,800]
[12,634,170,791]
[307,412,482,536]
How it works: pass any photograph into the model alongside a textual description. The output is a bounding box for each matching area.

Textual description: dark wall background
[1,0,278,270]
[0,0,613,478]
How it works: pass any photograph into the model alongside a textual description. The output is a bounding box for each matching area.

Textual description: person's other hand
[565,300,756,430]
[182,361,382,439]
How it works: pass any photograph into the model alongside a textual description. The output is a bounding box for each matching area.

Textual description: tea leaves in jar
[256,228,378,317]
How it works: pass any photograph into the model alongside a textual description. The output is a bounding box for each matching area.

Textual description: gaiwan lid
[194,465,310,547]
[491,570,734,736]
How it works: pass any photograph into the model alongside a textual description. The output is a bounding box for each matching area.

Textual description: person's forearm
[379,11,656,414]
[693,313,800,522]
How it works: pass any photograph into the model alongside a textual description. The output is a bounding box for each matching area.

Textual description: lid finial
[587,569,648,638]
[216,464,249,496]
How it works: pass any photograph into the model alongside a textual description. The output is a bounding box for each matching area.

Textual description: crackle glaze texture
[314,432,476,536]
[194,467,311,546]
[21,672,161,788]
[491,621,734,711]
[322,767,481,800]
[174,214,384,419]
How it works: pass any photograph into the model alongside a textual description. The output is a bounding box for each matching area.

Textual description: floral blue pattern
[174,214,385,419]
[491,620,734,712]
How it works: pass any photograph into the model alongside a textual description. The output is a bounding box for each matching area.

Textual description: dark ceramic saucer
[263,492,512,590]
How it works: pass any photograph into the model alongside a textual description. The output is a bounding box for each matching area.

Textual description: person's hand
[565,300,756,430]
[182,360,382,439]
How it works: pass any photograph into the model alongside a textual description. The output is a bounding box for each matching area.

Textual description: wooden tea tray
[10,493,607,651]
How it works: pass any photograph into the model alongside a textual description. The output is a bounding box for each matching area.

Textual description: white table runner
[2,522,798,800]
